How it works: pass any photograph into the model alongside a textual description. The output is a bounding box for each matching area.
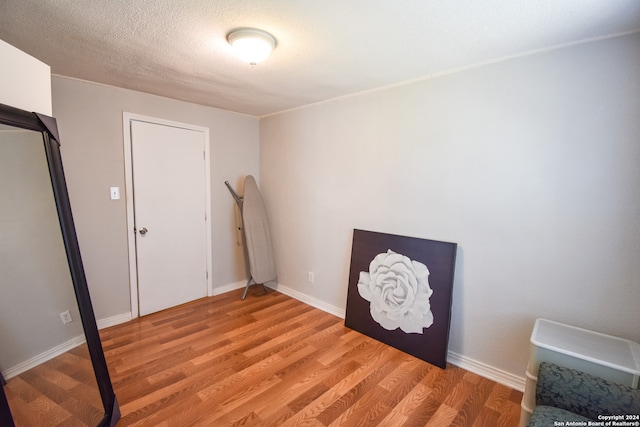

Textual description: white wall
[0,39,51,115]
[260,33,640,383]
[52,76,259,321]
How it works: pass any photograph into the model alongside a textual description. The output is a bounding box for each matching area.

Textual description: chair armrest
[536,362,640,420]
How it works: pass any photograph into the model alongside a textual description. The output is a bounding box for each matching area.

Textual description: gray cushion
[527,405,591,427]
[535,362,640,420]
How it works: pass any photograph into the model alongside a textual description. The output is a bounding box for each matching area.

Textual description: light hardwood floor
[7,288,523,426]
[5,344,103,426]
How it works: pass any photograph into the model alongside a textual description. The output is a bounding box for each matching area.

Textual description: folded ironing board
[225,176,277,299]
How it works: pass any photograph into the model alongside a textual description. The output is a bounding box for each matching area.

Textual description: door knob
[139,227,148,235]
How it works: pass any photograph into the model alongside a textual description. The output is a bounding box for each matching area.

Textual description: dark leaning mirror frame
[0,102,120,427]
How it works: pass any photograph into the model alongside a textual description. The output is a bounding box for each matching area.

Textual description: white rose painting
[357,250,434,334]
[345,229,457,369]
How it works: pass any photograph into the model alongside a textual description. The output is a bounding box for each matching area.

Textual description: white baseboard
[446,351,526,391]
[2,335,86,380]
[1,312,132,380]
[264,281,525,392]
[97,312,132,329]
[213,280,247,296]
[266,282,346,319]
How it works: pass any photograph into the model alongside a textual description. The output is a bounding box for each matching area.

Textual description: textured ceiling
[1,1,639,117]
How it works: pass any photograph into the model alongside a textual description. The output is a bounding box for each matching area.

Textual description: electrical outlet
[60,310,73,324]
[308,272,314,284]
[110,186,120,200]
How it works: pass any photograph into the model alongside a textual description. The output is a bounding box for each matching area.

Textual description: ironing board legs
[241,277,269,300]
[242,277,254,300]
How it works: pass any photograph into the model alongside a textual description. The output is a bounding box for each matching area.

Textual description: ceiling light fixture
[227,28,277,65]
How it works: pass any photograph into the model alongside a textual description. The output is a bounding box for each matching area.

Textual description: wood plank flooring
[6,288,523,426]
[5,344,104,426]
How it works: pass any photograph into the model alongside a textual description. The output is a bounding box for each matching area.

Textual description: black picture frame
[0,102,120,427]
[345,229,457,369]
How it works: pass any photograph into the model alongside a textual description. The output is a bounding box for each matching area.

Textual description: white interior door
[130,119,208,316]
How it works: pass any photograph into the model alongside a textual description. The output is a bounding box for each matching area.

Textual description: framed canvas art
[345,229,457,369]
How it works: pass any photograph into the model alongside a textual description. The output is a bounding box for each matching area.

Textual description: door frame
[123,112,213,318]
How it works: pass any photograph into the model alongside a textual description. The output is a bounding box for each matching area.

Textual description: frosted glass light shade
[227,28,277,65]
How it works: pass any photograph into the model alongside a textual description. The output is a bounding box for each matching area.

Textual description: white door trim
[123,112,213,318]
